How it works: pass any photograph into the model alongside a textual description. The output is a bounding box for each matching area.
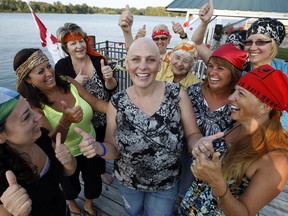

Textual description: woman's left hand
[191,151,223,184]
[101,59,113,81]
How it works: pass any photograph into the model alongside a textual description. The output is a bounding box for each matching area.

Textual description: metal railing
[93,40,207,92]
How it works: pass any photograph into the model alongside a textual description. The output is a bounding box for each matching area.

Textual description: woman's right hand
[61,101,83,125]
[0,171,32,216]
[118,5,133,33]
[199,0,214,23]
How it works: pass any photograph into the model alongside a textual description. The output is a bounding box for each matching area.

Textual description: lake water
[0,12,241,90]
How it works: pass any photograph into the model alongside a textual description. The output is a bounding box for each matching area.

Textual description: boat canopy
[166,0,288,20]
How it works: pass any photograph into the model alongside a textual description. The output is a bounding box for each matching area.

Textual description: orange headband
[62,33,83,43]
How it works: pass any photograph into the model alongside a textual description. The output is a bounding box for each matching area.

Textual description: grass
[276,47,288,61]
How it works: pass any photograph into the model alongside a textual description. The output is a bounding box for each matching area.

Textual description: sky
[43,0,174,9]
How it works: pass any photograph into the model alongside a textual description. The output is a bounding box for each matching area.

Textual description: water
[0,12,241,90]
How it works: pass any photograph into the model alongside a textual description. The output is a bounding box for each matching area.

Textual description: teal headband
[0,87,20,124]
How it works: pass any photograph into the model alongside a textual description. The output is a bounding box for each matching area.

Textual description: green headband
[0,87,20,124]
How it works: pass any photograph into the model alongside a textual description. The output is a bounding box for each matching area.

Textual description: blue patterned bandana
[0,87,20,124]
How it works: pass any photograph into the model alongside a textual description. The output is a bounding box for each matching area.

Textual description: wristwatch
[180,33,188,39]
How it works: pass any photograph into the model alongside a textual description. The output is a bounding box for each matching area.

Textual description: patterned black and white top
[83,69,110,128]
[111,82,184,191]
[186,82,234,136]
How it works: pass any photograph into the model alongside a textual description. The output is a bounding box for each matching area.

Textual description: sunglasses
[152,37,169,41]
[244,40,272,46]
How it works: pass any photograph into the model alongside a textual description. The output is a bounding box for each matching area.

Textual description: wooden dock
[77,160,288,216]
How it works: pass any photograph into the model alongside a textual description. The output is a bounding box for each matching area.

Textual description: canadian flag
[27,3,67,64]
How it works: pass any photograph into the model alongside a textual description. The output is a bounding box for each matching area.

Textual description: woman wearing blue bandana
[0,87,76,216]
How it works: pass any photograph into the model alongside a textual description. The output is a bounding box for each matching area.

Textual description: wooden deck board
[76,160,288,216]
[77,160,126,216]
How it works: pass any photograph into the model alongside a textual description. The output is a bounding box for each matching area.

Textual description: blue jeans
[116,180,179,216]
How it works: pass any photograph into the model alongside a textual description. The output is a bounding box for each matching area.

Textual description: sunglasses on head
[244,40,272,46]
[152,37,169,41]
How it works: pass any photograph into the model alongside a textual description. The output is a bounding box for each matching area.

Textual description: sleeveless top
[55,55,116,128]
[42,83,95,156]
[186,82,234,137]
[0,131,66,216]
[111,82,184,191]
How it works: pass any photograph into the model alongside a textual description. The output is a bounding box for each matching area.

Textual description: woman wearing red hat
[193,0,288,130]
[179,64,288,215]
[178,42,248,202]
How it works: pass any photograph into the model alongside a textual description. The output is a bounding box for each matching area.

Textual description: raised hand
[74,69,89,86]
[61,100,83,124]
[55,133,73,165]
[118,5,133,33]
[0,171,32,216]
[74,127,99,158]
[101,59,113,82]
[199,0,214,23]
[172,21,186,37]
[192,132,224,159]
[135,25,146,40]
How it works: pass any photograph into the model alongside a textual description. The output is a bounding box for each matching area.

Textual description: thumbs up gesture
[135,24,146,40]
[55,133,73,165]
[101,59,113,82]
[61,100,83,124]
[0,171,32,216]
[118,5,133,33]
[74,127,99,158]
[75,69,89,86]
[172,21,186,37]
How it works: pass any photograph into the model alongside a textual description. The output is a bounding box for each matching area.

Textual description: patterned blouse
[111,82,184,191]
[186,82,234,136]
[179,138,251,216]
[83,68,110,128]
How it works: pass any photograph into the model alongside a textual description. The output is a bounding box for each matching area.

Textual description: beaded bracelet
[96,142,107,157]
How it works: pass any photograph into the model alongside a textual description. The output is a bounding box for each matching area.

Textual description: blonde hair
[270,39,279,59]
[222,110,288,185]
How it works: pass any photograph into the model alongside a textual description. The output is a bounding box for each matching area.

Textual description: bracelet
[216,183,229,201]
[58,123,70,130]
[180,33,188,39]
[96,142,107,157]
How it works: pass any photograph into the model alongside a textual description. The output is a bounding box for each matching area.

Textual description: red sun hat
[210,43,248,70]
[237,64,288,112]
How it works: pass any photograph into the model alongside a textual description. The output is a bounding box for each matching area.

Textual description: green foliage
[0,0,184,17]
[276,47,288,61]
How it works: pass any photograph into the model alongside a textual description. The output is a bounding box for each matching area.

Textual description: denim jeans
[116,180,179,216]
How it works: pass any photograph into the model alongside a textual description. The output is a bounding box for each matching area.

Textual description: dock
[75,41,288,216]
[76,159,288,216]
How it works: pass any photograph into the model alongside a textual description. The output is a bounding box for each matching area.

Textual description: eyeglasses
[152,37,168,41]
[244,40,272,46]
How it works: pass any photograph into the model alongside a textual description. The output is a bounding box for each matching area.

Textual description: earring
[257,111,262,117]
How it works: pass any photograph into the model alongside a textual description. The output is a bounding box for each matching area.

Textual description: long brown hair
[222,110,288,185]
